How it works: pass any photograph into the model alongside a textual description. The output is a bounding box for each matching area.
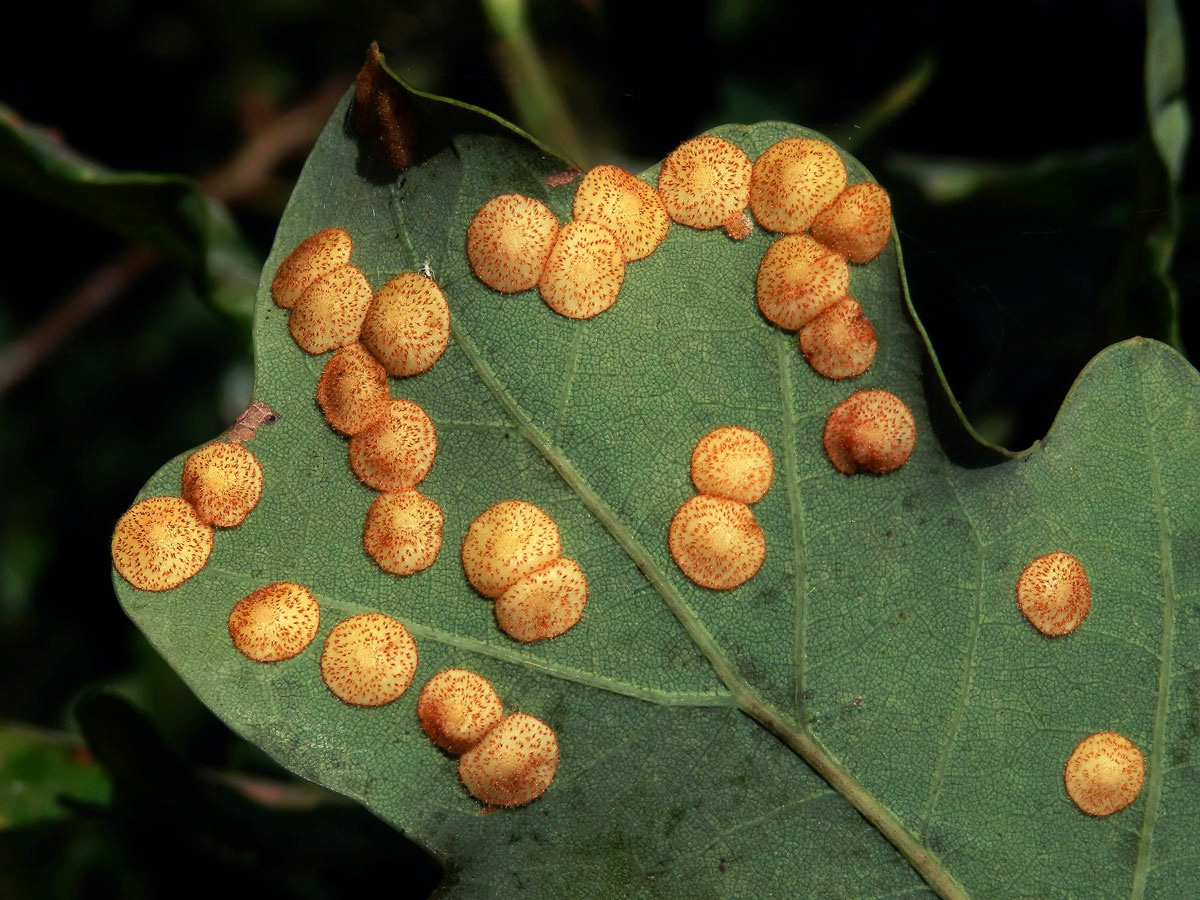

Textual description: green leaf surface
[115,81,1200,899]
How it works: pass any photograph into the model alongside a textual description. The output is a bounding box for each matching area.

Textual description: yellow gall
[749,137,847,234]
[822,390,916,476]
[228,582,320,663]
[360,272,451,377]
[458,713,559,807]
[668,495,766,591]
[348,398,437,492]
[111,496,213,592]
[657,135,752,232]
[417,668,505,755]
[461,500,563,599]
[1017,552,1091,636]
[288,264,373,355]
[316,343,390,436]
[756,234,850,331]
[538,220,625,319]
[271,227,353,310]
[320,612,418,707]
[466,194,560,293]
[799,297,878,380]
[363,490,444,576]
[690,426,774,504]
[572,164,669,261]
[495,558,588,643]
[811,182,893,263]
[180,441,263,527]
[1065,732,1145,816]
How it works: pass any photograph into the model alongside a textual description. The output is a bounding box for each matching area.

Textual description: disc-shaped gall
[656,135,753,235]
[458,713,559,807]
[690,426,774,505]
[360,272,450,377]
[111,496,213,592]
[495,558,588,643]
[1016,552,1091,636]
[466,194,560,293]
[799,297,877,380]
[538,220,625,319]
[348,398,437,492]
[749,137,847,234]
[316,342,390,436]
[228,582,320,662]
[572,164,669,261]
[756,234,850,331]
[668,495,766,591]
[320,612,418,707]
[271,228,353,310]
[363,490,444,576]
[180,441,263,527]
[822,390,916,476]
[811,182,892,264]
[461,500,563,599]
[1064,731,1145,816]
[288,264,373,354]
[417,668,505,755]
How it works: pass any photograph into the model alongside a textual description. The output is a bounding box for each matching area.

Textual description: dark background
[0,1,1194,897]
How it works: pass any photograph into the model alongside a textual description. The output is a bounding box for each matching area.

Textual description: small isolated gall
[271,228,353,309]
[458,713,559,807]
[467,194,560,293]
[657,135,752,234]
[495,558,588,643]
[799,297,878,380]
[811,182,892,264]
[316,343,390,436]
[572,164,669,261]
[690,426,774,505]
[228,582,320,662]
[1016,552,1091,636]
[417,668,505,755]
[180,441,264,527]
[1064,731,1146,816]
[461,500,563,599]
[823,389,916,475]
[288,264,373,354]
[360,272,451,377]
[348,398,437,492]
[320,612,418,707]
[111,496,213,592]
[749,137,847,234]
[538,220,625,319]
[756,234,850,331]
[668,495,766,590]
[363,490,444,576]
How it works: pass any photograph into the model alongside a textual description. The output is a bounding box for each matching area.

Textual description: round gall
[811,182,892,263]
[320,613,418,707]
[572,164,669,261]
[458,713,559,807]
[417,668,504,755]
[461,500,563,599]
[288,264,373,354]
[538,220,625,319]
[111,496,213,592]
[466,194,560,293]
[363,490,444,576]
[1064,731,1145,816]
[657,136,752,232]
[228,582,320,662]
[822,390,916,475]
[749,138,847,234]
[668,495,766,591]
[348,398,437,492]
[360,272,450,377]
[1017,552,1091,636]
[756,234,849,331]
[316,343,390,436]
[180,441,264,527]
[690,426,774,505]
[495,557,588,643]
[272,228,353,309]
[799,297,877,380]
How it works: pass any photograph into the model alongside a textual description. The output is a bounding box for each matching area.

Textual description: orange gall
[348,398,437,492]
[749,137,847,234]
[458,713,559,807]
[811,182,892,263]
[756,234,849,331]
[572,164,669,262]
[417,668,505,755]
[538,220,625,319]
[316,343,390,436]
[657,136,752,232]
[180,441,263,527]
[228,582,320,662]
[495,558,588,643]
[461,500,563,599]
[466,194,559,293]
[1017,552,1091,636]
[799,297,877,380]
[822,390,916,475]
[111,496,213,592]
[360,272,450,377]
[668,495,766,591]
[271,228,353,310]
[690,426,774,505]
[363,490,444,576]
[1064,732,1145,816]
[288,264,373,354]
[320,612,418,707]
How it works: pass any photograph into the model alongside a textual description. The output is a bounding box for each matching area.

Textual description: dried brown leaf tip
[750,137,847,234]
[668,494,766,590]
[354,42,417,172]
[495,558,588,643]
[538,220,625,319]
[1017,552,1091,636]
[228,582,320,663]
[111,496,213,592]
[363,490,444,576]
[288,264,373,354]
[572,164,669,262]
[811,182,892,263]
[317,343,390,436]
[823,389,916,475]
[361,272,450,377]
[417,668,505,755]
[180,441,263,527]
[657,136,752,236]
[461,500,563,599]
[348,398,437,492]
[458,713,559,807]
[1064,732,1145,816]
[320,612,418,707]
[800,297,877,380]
[756,234,849,331]
[271,228,353,310]
[690,426,774,504]
[467,194,560,293]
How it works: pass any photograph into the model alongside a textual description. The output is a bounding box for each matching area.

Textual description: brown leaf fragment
[227,401,279,443]
[354,42,417,172]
